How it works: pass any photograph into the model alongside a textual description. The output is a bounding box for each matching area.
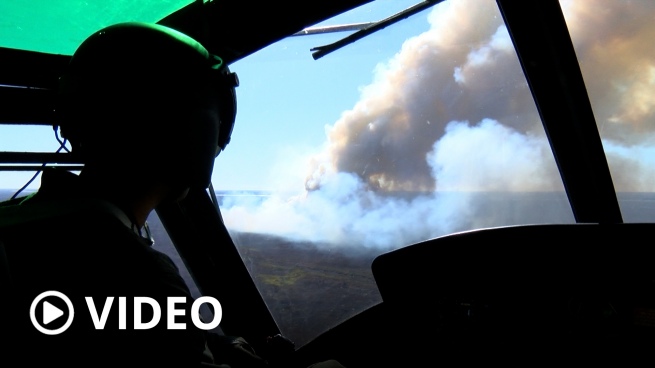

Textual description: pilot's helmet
[57,22,238,188]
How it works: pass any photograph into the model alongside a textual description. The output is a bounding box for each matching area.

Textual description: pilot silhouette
[0,22,236,366]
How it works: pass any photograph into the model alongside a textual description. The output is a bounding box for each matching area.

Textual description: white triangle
[43,301,64,325]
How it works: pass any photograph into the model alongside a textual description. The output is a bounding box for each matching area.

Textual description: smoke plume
[221,0,655,250]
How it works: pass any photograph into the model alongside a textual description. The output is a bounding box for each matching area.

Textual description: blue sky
[215,0,431,190]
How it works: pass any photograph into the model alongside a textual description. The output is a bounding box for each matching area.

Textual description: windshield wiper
[310,0,443,60]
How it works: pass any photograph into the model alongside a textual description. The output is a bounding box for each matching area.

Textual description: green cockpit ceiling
[0,0,193,55]
[0,0,372,62]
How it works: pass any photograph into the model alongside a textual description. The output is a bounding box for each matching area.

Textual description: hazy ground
[230,232,381,346]
[148,209,383,347]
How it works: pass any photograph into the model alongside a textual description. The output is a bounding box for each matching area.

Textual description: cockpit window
[0,125,67,192]
[214,0,575,346]
[0,0,191,54]
[559,0,655,222]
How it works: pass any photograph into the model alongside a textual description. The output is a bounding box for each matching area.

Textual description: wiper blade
[310,0,443,60]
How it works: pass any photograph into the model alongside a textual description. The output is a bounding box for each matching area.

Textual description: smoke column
[221,0,655,250]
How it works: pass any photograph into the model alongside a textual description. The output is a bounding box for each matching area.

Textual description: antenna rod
[311,0,443,60]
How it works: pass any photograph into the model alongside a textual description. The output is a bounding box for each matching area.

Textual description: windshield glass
[215,0,574,346]
[559,0,655,222]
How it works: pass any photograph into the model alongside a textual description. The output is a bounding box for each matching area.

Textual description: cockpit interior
[2,0,655,366]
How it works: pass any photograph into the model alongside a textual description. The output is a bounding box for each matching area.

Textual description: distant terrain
[226,231,381,346]
[148,216,381,347]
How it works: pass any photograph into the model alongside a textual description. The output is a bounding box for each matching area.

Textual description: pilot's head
[58,22,238,191]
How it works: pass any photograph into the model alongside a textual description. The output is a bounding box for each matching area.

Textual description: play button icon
[43,301,64,325]
[30,291,74,335]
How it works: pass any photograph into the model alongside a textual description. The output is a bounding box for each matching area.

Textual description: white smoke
[603,139,655,192]
[221,0,655,250]
[222,120,562,250]
[429,119,559,192]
